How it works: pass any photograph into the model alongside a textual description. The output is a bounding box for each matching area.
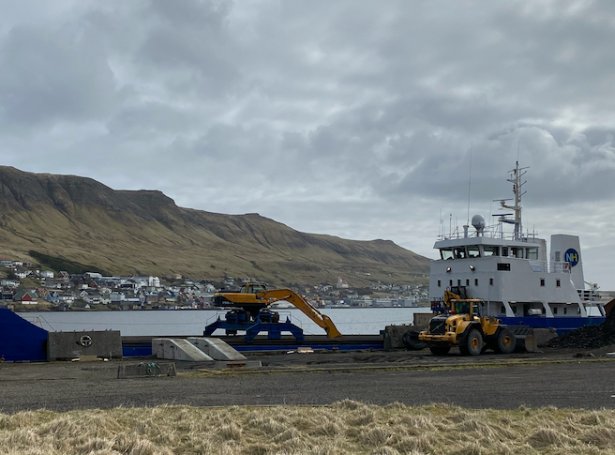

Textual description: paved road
[1,352,614,412]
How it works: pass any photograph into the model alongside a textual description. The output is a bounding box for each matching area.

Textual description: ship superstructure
[429,162,605,333]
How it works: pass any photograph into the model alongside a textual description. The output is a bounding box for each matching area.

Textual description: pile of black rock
[548,308,615,349]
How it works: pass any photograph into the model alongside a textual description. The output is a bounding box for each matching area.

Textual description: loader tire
[402,331,427,351]
[463,329,483,356]
[495,327,515,354]
[429,345,451,356]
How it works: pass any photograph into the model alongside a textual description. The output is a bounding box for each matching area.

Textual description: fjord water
[19,307,431,337]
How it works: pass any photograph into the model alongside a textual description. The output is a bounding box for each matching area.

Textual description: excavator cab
[240,283,267,294]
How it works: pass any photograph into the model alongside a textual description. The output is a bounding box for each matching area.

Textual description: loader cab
[450,299,482,319]
[454,300,470,315]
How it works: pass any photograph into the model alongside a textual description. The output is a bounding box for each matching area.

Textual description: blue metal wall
[0,309,48,361]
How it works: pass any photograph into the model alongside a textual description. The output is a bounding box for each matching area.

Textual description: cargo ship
[429,162,606,334]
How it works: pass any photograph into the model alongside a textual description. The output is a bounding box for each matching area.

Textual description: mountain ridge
[0,166,429,286]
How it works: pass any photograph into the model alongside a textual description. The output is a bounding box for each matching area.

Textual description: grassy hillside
[0,166,429,286]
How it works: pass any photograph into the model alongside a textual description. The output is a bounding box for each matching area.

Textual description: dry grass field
[1,400,614,455]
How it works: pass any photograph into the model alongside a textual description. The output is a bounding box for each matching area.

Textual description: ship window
[497,263,511,271]
[483,246,498,257]
[453,247,467,259]
[511,247,523,258]
[540,278,545,287]
[474,278,478,286]
[555,251,561,262]
[490,278,494,285]
[556,279,561,287]
[466,279,470,286]
[449,280,453,287]
[553,307,558,315]
[467,246,480,258]
[440,248,454,260]
[527,248,538,260]
[437,280,441,287]
[457,279,461,286]
[501,247,509,257]
[563,307,567,315]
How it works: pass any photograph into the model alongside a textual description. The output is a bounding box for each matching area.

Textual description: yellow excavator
[419,289,515,356]
[212,283,342,339]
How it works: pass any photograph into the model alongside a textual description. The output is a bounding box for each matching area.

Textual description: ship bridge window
[526,248,538,260]
[511,247,523,258]
[467,246,480,258]
[440,248,454,260]
[483,246,498,257]
[453,247,467,259]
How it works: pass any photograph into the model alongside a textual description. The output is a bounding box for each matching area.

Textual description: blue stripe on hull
[498,316,605,335]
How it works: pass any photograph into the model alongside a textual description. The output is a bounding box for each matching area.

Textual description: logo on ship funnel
[564,248,579,267]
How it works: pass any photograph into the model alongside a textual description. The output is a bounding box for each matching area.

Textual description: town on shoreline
[0,259,429,312]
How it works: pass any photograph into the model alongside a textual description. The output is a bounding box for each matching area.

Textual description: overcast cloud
[1,0,614,288]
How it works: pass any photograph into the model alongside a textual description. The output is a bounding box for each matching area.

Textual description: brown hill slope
[0,166,429,286]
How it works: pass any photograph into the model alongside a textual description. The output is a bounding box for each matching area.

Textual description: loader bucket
[511,327,540,353]
[517,331,539,353]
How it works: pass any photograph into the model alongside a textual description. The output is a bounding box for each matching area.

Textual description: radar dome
[471,214,485,233]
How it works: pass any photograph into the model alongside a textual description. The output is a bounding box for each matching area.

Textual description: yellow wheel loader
[419,290,515,356]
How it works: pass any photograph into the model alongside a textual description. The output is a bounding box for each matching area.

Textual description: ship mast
[500,161,528,240]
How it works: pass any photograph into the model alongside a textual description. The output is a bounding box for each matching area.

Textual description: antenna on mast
[463,151,473,238]
[499,161,528,240]
[466,150,473,226]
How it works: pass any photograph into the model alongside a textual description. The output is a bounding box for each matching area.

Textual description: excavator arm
[256,289,342,338]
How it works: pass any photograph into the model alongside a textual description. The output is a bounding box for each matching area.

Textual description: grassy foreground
[1,401,614,455]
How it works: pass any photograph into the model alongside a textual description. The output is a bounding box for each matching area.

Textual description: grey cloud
[0,23,117,127]
[106,101,196,139]
[135,0,241,98]
[1,1,615,288]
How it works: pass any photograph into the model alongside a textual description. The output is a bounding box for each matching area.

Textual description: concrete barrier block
[187,337,246,361]
[117,361,176,379]
[152,338,213,361]
[383,324,414,350]
[412,312,433,330]
[47,331,122,361]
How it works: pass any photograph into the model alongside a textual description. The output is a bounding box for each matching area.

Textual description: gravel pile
[548,307,615,349]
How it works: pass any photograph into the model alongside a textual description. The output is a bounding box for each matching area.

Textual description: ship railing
[438,225,540,242]
[577,289,601,302]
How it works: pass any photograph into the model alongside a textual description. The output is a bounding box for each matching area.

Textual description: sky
[0,0,614,289]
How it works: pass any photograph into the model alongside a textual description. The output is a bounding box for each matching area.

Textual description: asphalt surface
[1,348,615,412]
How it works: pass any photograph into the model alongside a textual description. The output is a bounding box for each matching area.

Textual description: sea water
[19,307,431,337]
